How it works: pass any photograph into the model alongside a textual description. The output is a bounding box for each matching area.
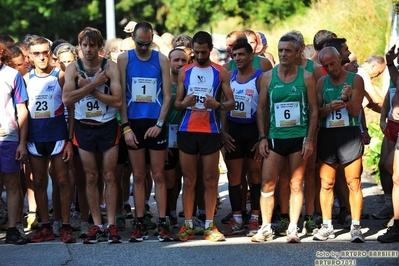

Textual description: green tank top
[165,83,181,147]
[229,55,262,71]
[304,59,314,74]
[320,72,360,128]
[268,66,309,139]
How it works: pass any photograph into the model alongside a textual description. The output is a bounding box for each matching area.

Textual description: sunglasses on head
[30,50,50,57]
[134,38,152,47]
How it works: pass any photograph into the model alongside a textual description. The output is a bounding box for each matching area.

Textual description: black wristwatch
[217,102,224,111]
[258,136,268,142]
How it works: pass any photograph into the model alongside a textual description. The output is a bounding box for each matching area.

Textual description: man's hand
[386,45,399,64]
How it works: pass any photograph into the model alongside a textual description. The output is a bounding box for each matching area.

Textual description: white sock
[233,214,243,224]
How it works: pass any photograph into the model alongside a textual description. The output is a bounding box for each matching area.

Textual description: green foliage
[364,122,384,181]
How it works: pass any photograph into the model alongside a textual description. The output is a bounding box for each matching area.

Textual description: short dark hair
[172,34,192,49]
[192,31,212,49]
[325,38,347,54]
[232,40,253,54]
[8,45,23,58]
[133,21,153,36]
[0,33,14,46]
[279,34,301,52]
[78,27,104,48]
[313,30,337,51]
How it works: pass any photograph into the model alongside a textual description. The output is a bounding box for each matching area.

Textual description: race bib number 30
[187,85,214,110]
[326,109,349,128]
[131,77,157,102]
[275,101,300,127]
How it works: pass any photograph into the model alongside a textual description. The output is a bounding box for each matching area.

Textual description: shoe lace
[108,225,118,235]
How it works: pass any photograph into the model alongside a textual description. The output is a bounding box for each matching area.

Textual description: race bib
[326,109,349,128]
[0,115,10,136]
[230,94,251,118]
[187,85,214,110]
[80,94,106,118]
[274,101,300,127]
[131,77,157,102]
[30,93,55,119]
[168,124,178,148]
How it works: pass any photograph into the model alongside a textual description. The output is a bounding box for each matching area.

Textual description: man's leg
[128,148,147,219]
[29,155,50,223]
[149,149,167,218]
[343,157,363,223]
[102,145,119,225]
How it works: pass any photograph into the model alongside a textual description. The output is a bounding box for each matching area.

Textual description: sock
[281,213,289,219]
[137,217,145,224]
[351,220,360,228]
[96,224,104,231]
[233,214,243,224]
[41,222,51,228]
[228,185,242,212]
[261,223,272,231]
[197,209,205,216]
[250,214,259,220]
[250,183,261,211]
[323,220,332,228]
[62,223,71,228]
[205,220,213,229]
[185,220,193,228]
[170,210,177,218]
[100,204,106,209]
[158,217,166,224]
[288,223,297,232]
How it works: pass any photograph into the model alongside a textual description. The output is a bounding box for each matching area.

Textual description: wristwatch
[156,120,164,128]
[258,136,268,142]
[217,102,224,111]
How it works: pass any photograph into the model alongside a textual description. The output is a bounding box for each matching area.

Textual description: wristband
[121,123,130,129]
[68,138,73,143]
[341,97,349,102]
[123,128,132,135]
[387,62,394,67]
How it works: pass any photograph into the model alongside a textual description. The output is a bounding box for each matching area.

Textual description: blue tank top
[27,68,68,142]
[228,69,262,124]
[125,50,163,120]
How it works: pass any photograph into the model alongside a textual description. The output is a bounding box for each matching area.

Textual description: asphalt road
[0,170,398,266]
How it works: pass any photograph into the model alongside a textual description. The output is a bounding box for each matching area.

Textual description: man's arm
[90,61,122,109]
[62,62,106,107]
[344,75,364,118]
[380,90,391,131]
[174,68,195,111]
[218,68,235,111]
[257,71,271,158]
[386,45,399,86]
[156,54,172,124]
[303,72,318,159]
[15,102,28,162]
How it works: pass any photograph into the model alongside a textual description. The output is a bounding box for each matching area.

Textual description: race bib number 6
[274,101,300,127]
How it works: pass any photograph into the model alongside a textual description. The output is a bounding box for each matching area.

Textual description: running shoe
[124,204,133,219]
[377,226,399,243]
[372,206,393,220]
[70,212,81,230]
[157,221,173,242]
[247,218,259,237]
[350,225,365,243]
[313,225,335,241]
[79,221,89,239]
[60,227,77,243]
[129,221,149,242]
[83,225,107,244]
[5,227,27,245]
[107,225,122,243]
[302,215,317,235]
[175,222,195,241]
[221,213,233,224]
[221,218,245,236]
[193,216,205,235]
[28,227,56,243]
[286,227,300,243]
[203,222,225,242]
[274,217,289,236]
[384,216,394,228]
[26,212,39,229]
[52,220,62,237]
[116,214,126,231]
[251,225,273,242]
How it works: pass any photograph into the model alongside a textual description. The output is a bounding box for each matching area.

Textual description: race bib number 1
[131,77,157,102]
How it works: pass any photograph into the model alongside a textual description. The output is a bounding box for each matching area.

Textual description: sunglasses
[134,38,153,47]
[30,50,50,57]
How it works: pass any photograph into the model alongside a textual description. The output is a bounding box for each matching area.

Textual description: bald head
[319,47,343,77]
[319,46,340,62]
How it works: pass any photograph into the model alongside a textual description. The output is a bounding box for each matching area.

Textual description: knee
[290,181,303,194]
[392,174,399,186]
[151,171,165,184]
[85,173,98,186]
[203,174,217,189]
[102,171,116,183]
[320,178,334,191]
[346,178,361,193]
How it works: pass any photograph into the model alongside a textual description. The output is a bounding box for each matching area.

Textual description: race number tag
[0,114,10,136]
[231,94,251,118]
[187,85,214,110]
[131,77,157,102]
[168,124,178,148]
[274,101,300,127]
[30,94,55,119]
[326,109,349,128]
